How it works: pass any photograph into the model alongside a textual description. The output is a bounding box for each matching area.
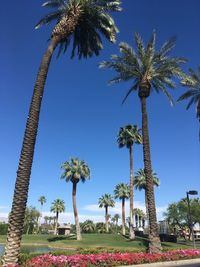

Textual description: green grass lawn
[0,233,197,252]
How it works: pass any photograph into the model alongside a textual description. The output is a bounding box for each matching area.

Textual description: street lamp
[186,190,198,248]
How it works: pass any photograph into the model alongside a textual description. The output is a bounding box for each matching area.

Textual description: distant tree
[133,208,145,229]
[100,31,186,253]
[134,168,160,222]
[81,220,96,233]
[99,194,115,232]
[44,216,49,225]
[50,199,65,235]
[117,125,142,239]
[114,183,130,235]
[38,196,46,215]
[113,214,120,226]
[164,198,200,240]
[178,67,200,140]
[24,207,41,235]
[96,222,106,233]
[61,158,90,240]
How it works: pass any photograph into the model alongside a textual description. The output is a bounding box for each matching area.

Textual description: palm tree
[98,194,115,232]
[3,1,121,265]
[61,158,90,240]
[133,208,145,229]
[117,125,142,239]
[134,168,160,223]
[100,32,186,252]
[38,196,47,212]
[114,183,129,235]
[50,199,65,235]
[113,213,120,226]
[178,67,200,140]
[81,220,96,233]
[38,196,46,228]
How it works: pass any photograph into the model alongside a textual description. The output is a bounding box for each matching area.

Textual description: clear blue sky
[0,0,199,222]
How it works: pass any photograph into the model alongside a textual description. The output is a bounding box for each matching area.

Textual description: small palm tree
[99,194,115,232]
[114,183,130,235]
[117,125,142,239]
[100,31,186,253]
[50,199,65,235]
[134,168,160,223]
[38,196,47,212]
[4,1,121,265]
[133,208,145,229]
[113,213,120,226]
[38,196,46,228]
[81,220,96,233]
[61,158,90,240]
[178,67,200,140]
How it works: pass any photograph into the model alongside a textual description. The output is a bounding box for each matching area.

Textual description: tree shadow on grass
[48,235,76,242]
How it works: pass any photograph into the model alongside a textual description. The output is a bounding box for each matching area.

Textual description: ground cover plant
[23,249,200,266]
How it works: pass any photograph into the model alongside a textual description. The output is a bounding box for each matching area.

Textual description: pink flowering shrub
[24,249,200,267]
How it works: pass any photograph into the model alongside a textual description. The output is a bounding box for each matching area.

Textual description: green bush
[0,223,8,234]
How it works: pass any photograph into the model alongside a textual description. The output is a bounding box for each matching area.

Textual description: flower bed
[24,249,200,267]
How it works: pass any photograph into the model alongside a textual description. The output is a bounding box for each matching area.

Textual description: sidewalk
[119,258,200,267]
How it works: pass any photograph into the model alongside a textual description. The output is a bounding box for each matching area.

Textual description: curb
[119,258,200,267]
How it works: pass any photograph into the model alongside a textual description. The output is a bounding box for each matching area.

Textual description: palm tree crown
[134,168,160,191]
[61,158,90,183]
[38,196,47,206]
[114,183,130,200]
[36,0,122,58]
[178,67,200,121]
[117,125,142,148]
[50,199,65,214]
[98,194,115,208]
[100,31,186,103]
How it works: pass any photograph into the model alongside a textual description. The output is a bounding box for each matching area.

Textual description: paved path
[120,258,200,267]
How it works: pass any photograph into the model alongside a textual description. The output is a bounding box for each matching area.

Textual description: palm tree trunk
[122,198,126,235]
[3,37,59,266]
[54,212,58,235]
[140,96,161,253]
[129,145,135,239]
[72,182,81,240]
[105,206,109,233]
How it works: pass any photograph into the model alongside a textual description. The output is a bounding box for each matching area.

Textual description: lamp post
[186,190,198,248]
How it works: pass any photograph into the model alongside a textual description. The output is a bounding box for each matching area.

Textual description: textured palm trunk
[140,96,161,253]
[3,8,82,265]
[105,206,109,233]
[54,212,59,235]
[129,145,135,239]
[145,190,149,227]
[3,37,59,266]
[72,182,82,240]
[122,198,126,235]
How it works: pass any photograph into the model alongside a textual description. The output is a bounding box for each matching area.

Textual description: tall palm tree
[100,32,186,252]
[134,168,160,223]
[3,1,121,265]
[38,196,46,227]
[117,125,142,239]
[61,158,90,240]
[50,199,65,235]
[114,183,129,235]
[178,67,200,140]
[98,194,115,232]
[38,196,47,212]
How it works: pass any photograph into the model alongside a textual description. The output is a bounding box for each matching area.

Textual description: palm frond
[42,0,66,8]
[122,82,138,104]
[35,11,62,29]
